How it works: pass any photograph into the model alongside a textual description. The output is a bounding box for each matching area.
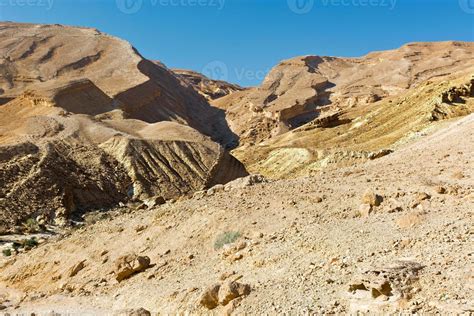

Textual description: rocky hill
[214,41,474,145]
[0,22,473,315]
[0,23,246,231]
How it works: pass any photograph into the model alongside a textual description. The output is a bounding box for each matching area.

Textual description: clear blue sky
[1,0,473,86]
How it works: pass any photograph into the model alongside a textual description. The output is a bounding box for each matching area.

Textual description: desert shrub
[2,248,12,257]
[214,231,241,250]
[23,218,39,233]
[23,237,38,249]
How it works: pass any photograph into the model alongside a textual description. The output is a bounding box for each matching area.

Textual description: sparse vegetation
[23,237,39,249]
[22,218,40,233]
[214,231,241,250]
[2,248,12,257]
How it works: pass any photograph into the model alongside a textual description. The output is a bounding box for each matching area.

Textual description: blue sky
[0,0,473,86]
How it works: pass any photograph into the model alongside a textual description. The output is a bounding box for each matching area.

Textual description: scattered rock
[416,192,431,202]
[348,260,424,306]
[362,189,383,207]
[435,186,446,194]
[220,271,236,281]
[368,149,393,160]
[68,260,86,277]
[224,174,267,191]
[199,283,221,309]
[218,281,251,306]
[144,196,166,208]
[134,225,147,232]
[114,254,151,282]
[222,241,247,257]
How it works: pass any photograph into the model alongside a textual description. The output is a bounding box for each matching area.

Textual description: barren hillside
[0,22,473,315]
[0,23,246,231]
[0,113,472,314]
[214,41,474,146]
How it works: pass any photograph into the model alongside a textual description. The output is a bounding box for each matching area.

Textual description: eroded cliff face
[172,68,244,101]
[0,23,246,230]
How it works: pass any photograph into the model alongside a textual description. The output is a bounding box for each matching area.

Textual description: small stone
[199,284,221,309]
[220,271,236,281]
[68,260,86,277]
[435,186,446,194]
[362,189,383,207]
[416,192,431,202]
[230,253,243,262]
[114,254,151,282]
[134,225,147,232]
[218,281,251,306]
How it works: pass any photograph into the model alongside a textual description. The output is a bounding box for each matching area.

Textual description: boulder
[362,189,383,207]
[114,254,151,282]
[218,281,251,306]
[199,283,221,309]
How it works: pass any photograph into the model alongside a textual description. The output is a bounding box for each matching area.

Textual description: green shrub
[214,231,241,250]
[2,248,11,257]
[23,237,38,248]
[23,218,39,233]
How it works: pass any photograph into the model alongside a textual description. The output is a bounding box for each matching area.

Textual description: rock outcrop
[0,23,247,230]
[173,69,244,101]
[214,42,474,145]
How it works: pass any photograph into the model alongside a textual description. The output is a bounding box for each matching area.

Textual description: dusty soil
[0,114,472,315]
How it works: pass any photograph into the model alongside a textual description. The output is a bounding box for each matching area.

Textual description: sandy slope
[0,114,471,314]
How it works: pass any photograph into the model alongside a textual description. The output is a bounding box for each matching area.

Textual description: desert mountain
[0,23,246,230]
[215,41,474,145]
[172,68,244,101]
[0,21,473,315]
[213,42,474,177]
